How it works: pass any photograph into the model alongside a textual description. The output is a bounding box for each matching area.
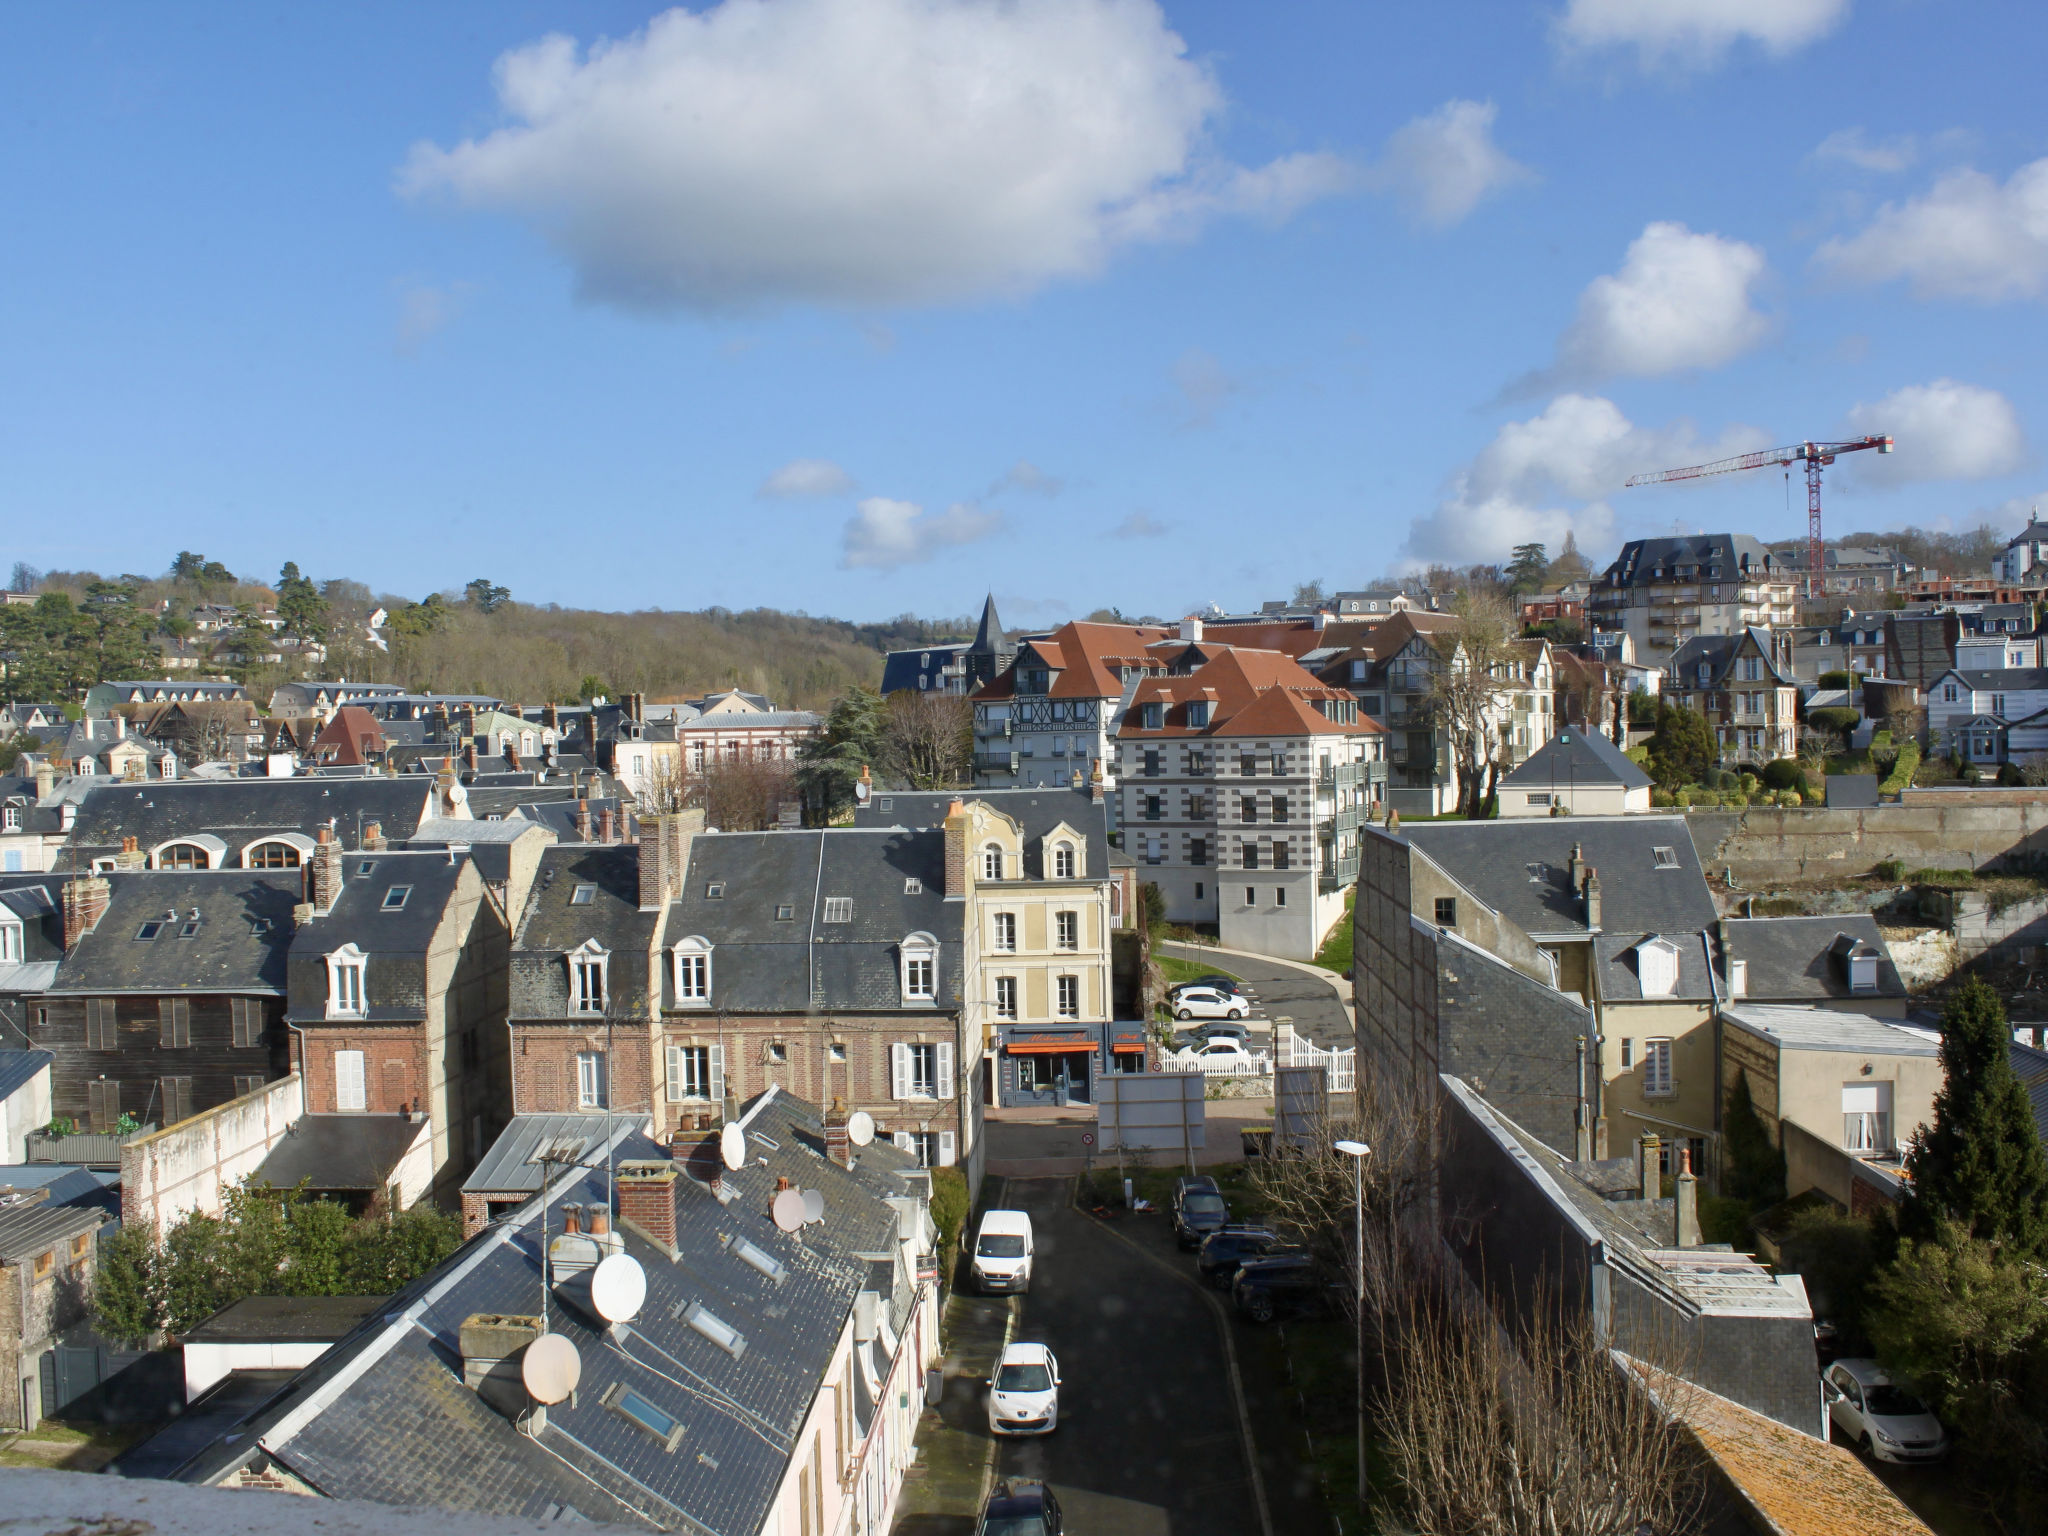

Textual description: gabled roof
[972,620,1173,701]
[286,851,477,1023]
[1933,666,2048,690]
[1498,728,1651,791]
[850,787,1110,879]
[60,778,440,862]
[310,706,386,766]
[1666,628,1795,688]
[1117,647,1377,738]
[47,870,301,996]
[1723,916,1906,1002]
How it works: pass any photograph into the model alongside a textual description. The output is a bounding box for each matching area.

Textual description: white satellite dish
[801,1189,825,1225]
[589,1252,647,1324]
[521,1332,582,1405]
[719,1123,746,1171]
[846,1110,874,1147]
[771,1188,806,1233]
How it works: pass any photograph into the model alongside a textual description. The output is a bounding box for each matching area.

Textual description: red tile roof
[1118,647,1381,738]
[972,620,1172,701]
[311,706,386,767]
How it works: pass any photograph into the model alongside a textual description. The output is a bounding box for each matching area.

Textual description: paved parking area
[1160,942,1355,1049]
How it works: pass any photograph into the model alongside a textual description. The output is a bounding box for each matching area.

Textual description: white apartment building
[972,620,1171,790]
[1115,647,1380,961]
[1588,534,1799,665]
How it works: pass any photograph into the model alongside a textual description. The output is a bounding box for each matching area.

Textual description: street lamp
[1334,1139,1371,1517]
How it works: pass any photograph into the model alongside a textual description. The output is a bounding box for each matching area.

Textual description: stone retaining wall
[1687,803,2048,887]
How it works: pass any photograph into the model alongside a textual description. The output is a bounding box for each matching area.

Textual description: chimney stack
[1090,760,1106,803]
[825,1097,851,1168]
[575,797,592,843]
[1180,615,1204,643]
[364,821,386,851]
[464,741,478,774]
[639,814,670,910]
[1639,1134,1661,1202]
[1583,868,1601,929]
[310,826,344,911]
[458,1313,544,1422]
[616,1160,678,1252]
[62,876,110,949]
[115,836,144,872]
[505,741,521,772]
[943,799,970,898]
[33,762,54,803]
[1568,842,1586,892]
[544,701,560,733]
[1675,1146,1700,1248]
[598,807,616,844]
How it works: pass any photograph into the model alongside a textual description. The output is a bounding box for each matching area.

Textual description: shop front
[997,1028,1101,1108]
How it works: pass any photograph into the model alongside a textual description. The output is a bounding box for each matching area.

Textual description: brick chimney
[1639,1133,1661,1202]
[1090,760,1106,803]
[505,741,521,772]
[1582,869,1601,929]
[544,701,559,733]
[598,807,616,844]
[464,741,478,774]
[575,797,592,843]
[62,876,110,949]
[943,798,970,898]
[639,814,669,911]
[824,1097,851,1168]
[1674,1146,1700,1248]
[363,821,386,851]
[33,762,53,803]
[114,836,144,872]
[666,812,697,905]
[616,1160,678,1251]
[310,826,344,912]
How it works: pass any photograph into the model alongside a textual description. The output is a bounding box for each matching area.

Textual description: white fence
[1157,1049,1273,1078]
[1280,1035,1355,1093]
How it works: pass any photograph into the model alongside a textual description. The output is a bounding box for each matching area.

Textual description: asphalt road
[1159,942,1354,1050]
[988,1177,1264,1536]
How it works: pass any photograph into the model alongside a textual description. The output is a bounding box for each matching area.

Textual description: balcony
[1319,857,1360,894]
[1316,761,1366,788]
[974,751,1019,774]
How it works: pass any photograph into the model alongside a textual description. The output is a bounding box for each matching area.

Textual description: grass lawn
[1157,954,1241,989]
[1312,887,1356,974]
[0,1420,144,1471]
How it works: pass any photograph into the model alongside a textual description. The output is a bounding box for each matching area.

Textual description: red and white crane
[1625,434,1894,596]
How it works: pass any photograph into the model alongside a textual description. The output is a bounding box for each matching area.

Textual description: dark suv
[1173,1175,1230,1249]
[1197,1226,1300,1289]
[1231,1252,1330,1323]
[979,1477,1063,1536]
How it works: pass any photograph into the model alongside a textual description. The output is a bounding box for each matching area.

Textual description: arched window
[900,932,938,1003]
[982,844,1003,881]
[244,840,302,869]
[155,842,211,871]
[1052,842,1075,879]
[673,936,713,1006]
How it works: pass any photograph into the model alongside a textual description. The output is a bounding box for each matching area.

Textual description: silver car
[1823,1358,1948,1463]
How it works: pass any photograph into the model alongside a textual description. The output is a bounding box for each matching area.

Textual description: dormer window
[1141,702,1164,730]
[982,845,1004,881]
[1186,702,1209,728]
[1052,842,1075,880]
[325,944,367,1019]
[2,807,18,833]
[570,941,608,1014]
[673,936,712,1005]
[1636,938,1680,998]
[901,932,938,1003]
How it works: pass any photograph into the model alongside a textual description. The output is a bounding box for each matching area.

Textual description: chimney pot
[825,1096,851,1168]
[775,1175,792,1193]
[587,1205,610,1237]
[561,1202,581,1235]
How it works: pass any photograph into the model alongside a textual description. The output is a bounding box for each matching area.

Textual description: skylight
[382,885,411,910]
[357,861,376,875]
[1651,847,1678,869]
[823,897,852,923]
[607,1386,685,1450]
[706,882,725,899]
[726,1234,789,1286]
[570,884,596,905]
[683,1300,748,1358]
[135,921,163,942]
[774,904,795,921]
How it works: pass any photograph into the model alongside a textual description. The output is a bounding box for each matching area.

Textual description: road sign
[1080,1132,1094,1147]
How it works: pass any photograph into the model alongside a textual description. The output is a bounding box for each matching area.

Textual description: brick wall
[301,1026,429,1116]
[511,1022,656,1119]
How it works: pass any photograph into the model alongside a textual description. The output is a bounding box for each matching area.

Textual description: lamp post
[1334,1138,1371,1516]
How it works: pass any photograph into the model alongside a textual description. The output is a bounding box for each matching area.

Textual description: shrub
[1713,767,1740,792]
[1698,1194,1754,1249]
[1817,669,1855,691]
[1777,789,1802,808]
[1760,758,1806,792]
[929,1165,971,1287]
[1806,706,1862,742]
[1880,741,1920,795]
[1873,858,1905,882]
[1650,788,1674,808]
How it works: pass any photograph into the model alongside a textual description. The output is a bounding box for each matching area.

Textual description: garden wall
[120,1073,303,1243]
[1687,800,2048,888]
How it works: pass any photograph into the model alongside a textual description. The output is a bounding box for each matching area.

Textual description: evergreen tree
[1904,978,2048,1254]
[796,684,886,821]
[1645,701,1716,789]
[1547,529,1593,584]
[1722,1070,1786,1207]
[1506,542,1548,596]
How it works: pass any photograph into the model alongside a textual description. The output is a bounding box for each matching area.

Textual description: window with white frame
[1056,975,1079,1019]
[1643,1038,1674,1097]
[0,921,19,964]
[1052,842,1075,879]
[982,844,1004,881]
[1055,911,1078,950]
[1842,1082,1892,1153]
[993,913,1017,952]
[892,1040,953,1100]
[994,976,1018,1019]
[326,945,366,1018]
[674,938,711,1005]
[577,1051,608,1109]
[901,932,937,1001]
[571,944,608,1014]
[666,1043,722,1101]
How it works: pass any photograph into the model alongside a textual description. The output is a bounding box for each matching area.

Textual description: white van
[969,1209,1034,1294]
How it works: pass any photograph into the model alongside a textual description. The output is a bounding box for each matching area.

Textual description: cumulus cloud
[841,496,1003,570]
[1367,100,1533,228]
[1555,0,1849,68]
[1811,127,1919,175]
[1521,222,1770,390]
[1109,511,1169,538]
[1842,380,2029,486]
[1402,394,1769,567]
[399,0,1354,311]
[990,461,1065,498]
[1814,158,2048,302]
[758,458,855,498]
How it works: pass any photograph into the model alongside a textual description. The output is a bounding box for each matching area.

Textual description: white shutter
[938,1131,957,1167]
[893,1131,915,1153]
[708,1043,726,1102]
[335,1049,366,1112]
[891,1042,910,1100]
[936,1042,955,1100]
[665,1045,683,1102]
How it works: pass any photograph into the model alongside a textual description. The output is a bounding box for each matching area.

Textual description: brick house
[285,834,511,1201]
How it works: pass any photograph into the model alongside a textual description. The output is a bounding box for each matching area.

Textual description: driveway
[1160,941,1354,1050]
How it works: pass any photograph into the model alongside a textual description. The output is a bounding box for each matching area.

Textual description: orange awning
[1110,1043,1146,1055]
[1007,1041,1093,1055]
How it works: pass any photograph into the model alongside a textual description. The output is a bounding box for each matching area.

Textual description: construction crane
[1625,435,1894,596]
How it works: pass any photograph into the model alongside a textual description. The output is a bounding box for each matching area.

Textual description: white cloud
[1555,0,1849,68]
[758,458,854,498]
[1402,394,1769,567]
[1842,380,2029,486]
[1814,158,2048,302]
[1534,222,1771,387]
[1109,511,1169,538]
[991,461,1065,498]
[399,0,1353,311]
[394,280,472,354]
[1811,128,1919,175]
[1368,100,1533,228]
[841,496,1004,570]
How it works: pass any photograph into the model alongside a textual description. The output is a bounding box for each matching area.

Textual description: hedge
[1879,741,1921,796]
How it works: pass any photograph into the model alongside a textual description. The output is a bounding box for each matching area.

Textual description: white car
[1173,987,1248,1021]
[968,1209,1034,1294]
[1176,1041,1265,1073]
[987,1342,1060,1436]
[1824,1359,1948,1463]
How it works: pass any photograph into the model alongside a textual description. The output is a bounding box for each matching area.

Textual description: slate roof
[0,1050,51,1101]
[0,1163,119,1217]
[1498,727,1651,791]
[666,829,961,1013]
[189,1091,923,1534]
[1721,1005,1939,1057]
[511,845,659,1023]
[2009,1041,2048,1148]
[59,778,440,866]
[1597,533,1789,590]
[509,796,629,841]
[1594,930,1716,1004]
[1399,816,1717,940]
[47,871,300,995]
[462,1111,648,1197]
[257,1115,431,1192]
[0,875,66,963]
[1722,916,1906,1002]
[851,786,1110,880]
[286,851,472,1024]
[184,1294,390,1344]
[1934,666,2048,692]
[0,1196,101,1262]
[1666,628,1797,688]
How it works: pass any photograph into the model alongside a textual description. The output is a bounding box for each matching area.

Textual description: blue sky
[3,0,2044,625]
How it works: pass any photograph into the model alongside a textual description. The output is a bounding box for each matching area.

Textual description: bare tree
[880,690,972,790]
[1423,591,1521,817]
[635,751,691,814]
[694,754,797,832]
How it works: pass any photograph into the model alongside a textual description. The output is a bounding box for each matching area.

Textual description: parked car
[1169,975,1243,999]
[1187,1020,1252,1045]
[1173,1040,1266,1073]
[1198,1226,1301,1288]
[1173,1175,1231,1249]
[1231,1252,1330,1323]
[969,1209,1035,1294]
[1824,1359,1949,1463]
[1173,987,1249,1021]
[979,1478,1063,1536]
[987,1342,1061,1436]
